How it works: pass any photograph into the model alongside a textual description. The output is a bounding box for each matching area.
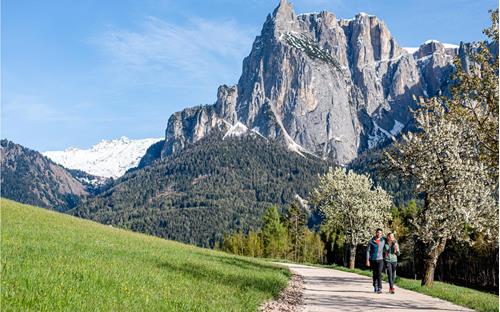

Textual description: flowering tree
[386,10,498,287]
[386,99,498,287]
[448,9,498,178]
[311,167,392,269]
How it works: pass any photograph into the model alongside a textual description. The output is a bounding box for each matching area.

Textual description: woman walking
[384,233,400,294]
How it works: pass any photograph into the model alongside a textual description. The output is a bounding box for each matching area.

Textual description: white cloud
[91,16,256,83]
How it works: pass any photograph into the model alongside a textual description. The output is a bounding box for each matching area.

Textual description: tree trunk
[348,245,357,269]
[421,238,447,287]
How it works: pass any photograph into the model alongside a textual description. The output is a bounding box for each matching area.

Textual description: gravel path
[273,262,473,312]
[260,274,304,312]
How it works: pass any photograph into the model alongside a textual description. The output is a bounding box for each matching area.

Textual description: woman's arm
[394,242,401,256]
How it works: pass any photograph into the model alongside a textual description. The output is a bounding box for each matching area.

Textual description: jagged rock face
[413,40,457,97]
[160,0,461,164]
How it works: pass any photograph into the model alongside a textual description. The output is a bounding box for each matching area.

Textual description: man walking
[366,228,386,294]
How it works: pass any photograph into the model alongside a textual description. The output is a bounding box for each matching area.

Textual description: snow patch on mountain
[298,12,319,17]
[251,127,267,140]
[405,40,458,55]
[276,121,314,157]
[368,122,392,149]
[43,137,163,179]
[443,43,459,49]
[367,120,405,149]
[390,120,405,136]
[357,12,375,17]
[223,122,248,139]
[403,47,419,54]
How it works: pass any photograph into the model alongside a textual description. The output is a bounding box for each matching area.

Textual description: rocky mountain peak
[414,40,458,59]
[263,0,299,37]
[273,0,295,20]
[155,1,469,166]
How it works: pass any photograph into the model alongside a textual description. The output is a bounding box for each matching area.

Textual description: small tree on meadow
[311,167,392,269]
[222,230,246,255]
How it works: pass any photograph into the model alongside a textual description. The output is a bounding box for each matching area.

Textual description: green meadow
[0,199,289,311]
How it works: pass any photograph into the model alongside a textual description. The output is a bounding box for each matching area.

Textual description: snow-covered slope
[43,137,163,179]
[223,122,248,139]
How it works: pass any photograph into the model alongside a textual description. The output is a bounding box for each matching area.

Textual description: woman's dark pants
[385,261,398,289]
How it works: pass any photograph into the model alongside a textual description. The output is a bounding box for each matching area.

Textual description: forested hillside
[0,139,89,211]
[71,133,331,247]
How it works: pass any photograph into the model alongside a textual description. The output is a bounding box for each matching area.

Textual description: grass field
[0,198,289,311]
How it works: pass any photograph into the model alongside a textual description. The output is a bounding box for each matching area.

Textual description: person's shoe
[389,287,395,294]
[374,287,378,293]
[376,289,382,294]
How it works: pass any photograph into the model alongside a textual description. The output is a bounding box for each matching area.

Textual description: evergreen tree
[284,201,307,262]
[261,206,288,258]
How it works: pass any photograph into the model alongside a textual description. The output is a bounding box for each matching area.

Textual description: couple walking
[366,228,400,294]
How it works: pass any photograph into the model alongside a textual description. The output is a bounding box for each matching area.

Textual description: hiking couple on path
[366,228,400,294]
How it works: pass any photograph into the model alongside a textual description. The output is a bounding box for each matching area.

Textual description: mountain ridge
[1,139,92,211]
[145,1,465,167]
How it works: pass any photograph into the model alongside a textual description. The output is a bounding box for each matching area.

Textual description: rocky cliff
[158,0,461,165]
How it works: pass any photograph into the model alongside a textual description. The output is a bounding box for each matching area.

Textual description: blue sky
[2,0,496,151]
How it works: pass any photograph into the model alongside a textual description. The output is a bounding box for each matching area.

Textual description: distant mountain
[71,133,331,247]
[145,0,467,167]
[1,139,91,211]
[43,137,163,179]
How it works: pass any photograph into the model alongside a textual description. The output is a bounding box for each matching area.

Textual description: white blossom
[386,100,498,247]
[311,167,392,247]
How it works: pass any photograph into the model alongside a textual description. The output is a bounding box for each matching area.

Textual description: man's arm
[365,240,371,267]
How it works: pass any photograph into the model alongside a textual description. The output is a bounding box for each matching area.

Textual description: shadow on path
[275,263,473,312]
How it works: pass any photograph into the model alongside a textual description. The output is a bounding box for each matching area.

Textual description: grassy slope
[1,199,289,311]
